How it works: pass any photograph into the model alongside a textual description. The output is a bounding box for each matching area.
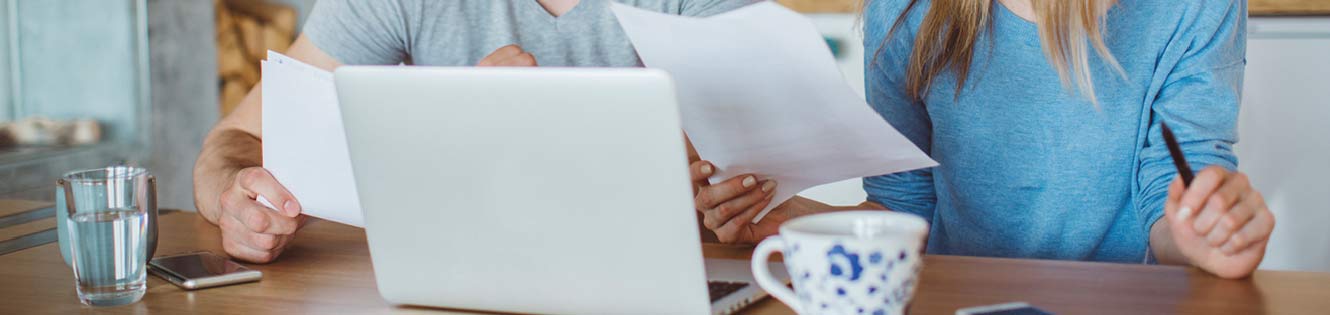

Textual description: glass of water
[58,166,157,306]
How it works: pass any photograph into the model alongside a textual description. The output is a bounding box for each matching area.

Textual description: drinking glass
[58,166,157,306]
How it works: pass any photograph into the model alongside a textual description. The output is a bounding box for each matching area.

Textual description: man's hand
[1162,166,1275,279]
[476,45,537,67]
[216,167,306,263]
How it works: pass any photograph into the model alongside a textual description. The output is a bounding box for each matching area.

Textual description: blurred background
[0,0,1324,272]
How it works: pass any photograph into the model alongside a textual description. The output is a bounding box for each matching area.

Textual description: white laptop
[334,66,788,315]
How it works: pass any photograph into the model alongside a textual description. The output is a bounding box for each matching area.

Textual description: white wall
[13,0,142,143]
[1239,17,1330,273]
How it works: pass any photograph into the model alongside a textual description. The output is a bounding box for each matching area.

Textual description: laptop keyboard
[708,281,749,302]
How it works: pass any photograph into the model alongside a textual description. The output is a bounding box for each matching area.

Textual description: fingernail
[1220,243,1235,255]
[761,180,776,193]
[742,176,756,188]
[283,200,300,216]
[1177,206,1193,221]
[700,164,713,175]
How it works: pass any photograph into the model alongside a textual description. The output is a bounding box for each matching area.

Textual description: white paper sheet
[611,3,937,222]
[259,51,363,227]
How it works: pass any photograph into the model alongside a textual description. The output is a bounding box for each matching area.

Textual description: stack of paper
[610,3,937,222]
[259,51,363,227]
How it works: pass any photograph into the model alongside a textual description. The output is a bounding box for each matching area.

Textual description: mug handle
[752,236,800,311]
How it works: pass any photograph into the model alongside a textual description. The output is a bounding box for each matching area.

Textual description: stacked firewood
[215,0,297,116]
[777,0,858,13]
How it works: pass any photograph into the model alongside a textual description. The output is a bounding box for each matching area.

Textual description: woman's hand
[1161,166,1275,279]
[690,159,777,243]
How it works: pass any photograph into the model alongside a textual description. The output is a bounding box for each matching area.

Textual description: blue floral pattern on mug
[786,240,923,315]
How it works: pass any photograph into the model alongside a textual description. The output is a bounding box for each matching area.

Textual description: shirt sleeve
[301,0,410,65]
[1138,0,1246,259]
[860,0,936,223]
[680,0,762,17]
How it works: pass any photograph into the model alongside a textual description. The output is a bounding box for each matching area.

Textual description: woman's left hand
[1163,166,1275,279]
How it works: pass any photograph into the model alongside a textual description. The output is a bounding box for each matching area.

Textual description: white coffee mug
[752,211,929,315]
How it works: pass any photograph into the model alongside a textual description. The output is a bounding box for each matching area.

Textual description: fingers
[219,215,294,263]
[1192,170,1248,236]
[222,189,301,235]
[695,175,762,211]
[222,234,283,263]
[1177,166,1229,222]
[1203,190,1259,247]
[714,194,775,243]
[702,180,775,230]
[1165,175,1183,217]
[498,52,537,67]
[219,210,298,263]
[476,45,522,66]
[690,161,714,183]
[1220,193,1274,255]
[236,167,301,217]
[1218,190,1271,255]
[476,45,537,67]
[1220,190,1263,232]
[246,231,284,251]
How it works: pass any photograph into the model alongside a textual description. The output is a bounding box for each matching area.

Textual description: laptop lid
[334,67,709,314]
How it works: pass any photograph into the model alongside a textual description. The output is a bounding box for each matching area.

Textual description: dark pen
[1160,121,1194,187]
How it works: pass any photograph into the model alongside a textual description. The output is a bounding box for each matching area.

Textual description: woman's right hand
[690,160,777,243]
[216,167,305,263]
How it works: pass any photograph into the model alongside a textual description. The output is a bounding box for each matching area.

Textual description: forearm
[1149,219,1189,265]
[782,196,889,216]
[193,128,262,224]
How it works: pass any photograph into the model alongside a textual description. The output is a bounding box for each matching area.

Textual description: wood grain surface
[0,200,53,240]
[2,205,1328,314]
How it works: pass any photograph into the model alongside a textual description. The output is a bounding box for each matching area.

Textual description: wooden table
[3,202,1329,314]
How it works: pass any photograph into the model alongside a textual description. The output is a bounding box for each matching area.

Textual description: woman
[691,0,1273,279]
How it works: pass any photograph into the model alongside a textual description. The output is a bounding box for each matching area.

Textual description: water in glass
[67,208,148,306]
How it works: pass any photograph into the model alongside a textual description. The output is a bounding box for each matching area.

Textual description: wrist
[1148,218,1191,266]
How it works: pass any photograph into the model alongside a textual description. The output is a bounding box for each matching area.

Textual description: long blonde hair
[867,0,1124,105]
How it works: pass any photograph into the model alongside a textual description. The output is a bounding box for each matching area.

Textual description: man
[194,0,757,263]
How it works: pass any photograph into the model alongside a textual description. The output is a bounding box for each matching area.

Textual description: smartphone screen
[151,252,251,279]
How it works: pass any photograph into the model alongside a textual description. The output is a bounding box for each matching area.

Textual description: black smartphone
[147,251,262,290]
[956,302,1054,315]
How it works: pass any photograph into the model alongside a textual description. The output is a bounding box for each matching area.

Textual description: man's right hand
[476,44,538,67]
[217,167,304,263]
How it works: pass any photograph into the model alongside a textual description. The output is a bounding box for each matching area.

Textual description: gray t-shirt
[304,0,759,67]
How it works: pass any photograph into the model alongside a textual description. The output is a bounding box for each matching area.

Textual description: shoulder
[862,0,930,42]
[1115,0,1245,54]
[862,0,929,52]
[1118,0,1244,29]
[1125,0,1243,18]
